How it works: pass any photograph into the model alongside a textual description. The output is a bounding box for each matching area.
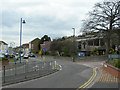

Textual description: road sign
[39,51,42,55]
[43,48,46,51]
[43,57,46,61]
[29,49,31,52]
[78,52,85,57]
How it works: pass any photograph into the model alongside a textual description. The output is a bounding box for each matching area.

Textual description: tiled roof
[0,41,8,45]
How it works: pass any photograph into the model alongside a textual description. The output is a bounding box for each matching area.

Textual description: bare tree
[50,39,77,56]
[81,0,120,54]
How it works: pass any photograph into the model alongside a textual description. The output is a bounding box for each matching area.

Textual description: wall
[103,62,120,78]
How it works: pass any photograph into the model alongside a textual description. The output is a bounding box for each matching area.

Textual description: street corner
[97,67,120,83]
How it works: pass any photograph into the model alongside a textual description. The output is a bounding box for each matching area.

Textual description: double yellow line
[77,67,97,90]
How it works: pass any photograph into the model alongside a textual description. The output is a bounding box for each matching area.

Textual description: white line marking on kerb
[59,65,62,70]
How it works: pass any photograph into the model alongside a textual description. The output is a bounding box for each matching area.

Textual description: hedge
[0,57,8,61]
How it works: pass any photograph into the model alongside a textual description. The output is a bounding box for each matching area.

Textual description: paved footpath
[90,67,120,88]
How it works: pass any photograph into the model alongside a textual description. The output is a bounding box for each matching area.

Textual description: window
[94,39,99,46]
[83,42,86,49]
[100,39,104,46]
[78,42,81,49]
[88,40,93,46]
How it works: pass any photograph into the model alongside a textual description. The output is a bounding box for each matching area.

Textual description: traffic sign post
[43,48,46,59]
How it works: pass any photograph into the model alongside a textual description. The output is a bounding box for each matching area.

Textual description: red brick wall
[103,62,120,78]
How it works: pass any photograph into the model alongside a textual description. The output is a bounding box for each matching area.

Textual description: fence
[108,54,120,59]
[1,61,59,86]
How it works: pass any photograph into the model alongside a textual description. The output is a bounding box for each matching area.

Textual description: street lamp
[72,28,75,62]
[19,18,26,64]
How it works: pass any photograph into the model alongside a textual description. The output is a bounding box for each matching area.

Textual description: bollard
[43,57,46,61]
[3,65,5,83]
[55,61,57,69]
[50,62,52,70]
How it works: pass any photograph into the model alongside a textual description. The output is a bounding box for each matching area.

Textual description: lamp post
[19,18,26,64]
[72,28,75,62]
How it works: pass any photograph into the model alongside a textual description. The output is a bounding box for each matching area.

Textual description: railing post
[3,65,5,83]
[24,62,27,79]
[39,63,41,76]
[15,60,16,76]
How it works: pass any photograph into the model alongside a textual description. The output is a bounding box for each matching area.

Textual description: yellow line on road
[83,68,97,88]
[77,67,97,90]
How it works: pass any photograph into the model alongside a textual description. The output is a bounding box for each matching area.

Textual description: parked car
[23,54,29,59]
[29,53,35,57]
[21,53,24,57]
[15,53,19,60]
[5,53,9,58]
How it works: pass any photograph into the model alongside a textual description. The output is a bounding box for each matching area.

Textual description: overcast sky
[1,0,102,47]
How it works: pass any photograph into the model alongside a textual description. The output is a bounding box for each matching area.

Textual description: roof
[21,43,29,48]
[0,41,8,45]
[76,37,99,41]
[30,38,40,43]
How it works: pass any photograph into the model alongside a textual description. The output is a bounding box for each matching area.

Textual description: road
[3,56,99,88]
[3,56,119,89]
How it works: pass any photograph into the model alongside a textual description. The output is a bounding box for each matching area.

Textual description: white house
[0,41,8,54]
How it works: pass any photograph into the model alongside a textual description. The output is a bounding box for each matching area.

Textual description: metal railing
[1,61,59,86]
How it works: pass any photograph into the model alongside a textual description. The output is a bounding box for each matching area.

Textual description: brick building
[29,38,41,54]
[40,41,51,52]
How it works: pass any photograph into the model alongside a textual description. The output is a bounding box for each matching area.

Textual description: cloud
[1,0,102,46]
[2,10,20,27]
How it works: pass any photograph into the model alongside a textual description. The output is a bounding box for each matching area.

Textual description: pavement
[90,67,120,88]
[97,67,120,83]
